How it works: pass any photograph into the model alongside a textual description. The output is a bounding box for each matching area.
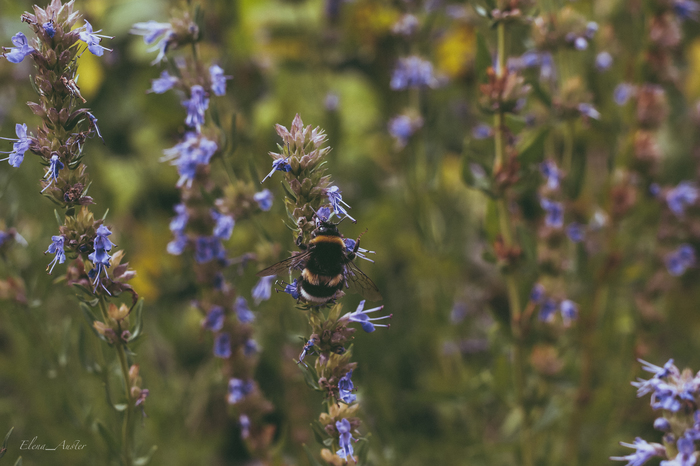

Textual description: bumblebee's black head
[312,219,340,238]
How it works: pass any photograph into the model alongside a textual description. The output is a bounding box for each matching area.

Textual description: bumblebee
[256,218,381,305]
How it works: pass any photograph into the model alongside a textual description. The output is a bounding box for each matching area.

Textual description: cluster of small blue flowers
[529,284,579,327]
[387,113,423,149]
[134,7,276,455]
[390,56,440,90]
[612,359,700,465]
[665,244,696,277]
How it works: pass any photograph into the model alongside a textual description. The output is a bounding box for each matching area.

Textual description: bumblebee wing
[256,250,311,277]
[344,261,382,301]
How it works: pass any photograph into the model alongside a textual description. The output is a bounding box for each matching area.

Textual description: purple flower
[45,235,66,274]
[574,37,588,50]
[212,210,235,240]
[665,244,696,276]
[214,332,232,358]
[614,83,635,106]
[578,103,601,120]
[0,123,31,168]
[209,65,231,96]
[227,378,254,404]
[182,85,209,129]
[662,434,697,466]
[650,183,661,198]
[202,306,225,331]
[234,297,255,323]
[388,114,423,148]
[194,237,225,263]
[338,370,357,404]
[254,189,273,211]
[169,203,188,234]
[674,0,700,21]
[472,124,492,140]
[343,238,375,263]
[566,223,585,243]
[596,51,613,71]
[521,50,541,68]
[86,112,104,144]
[342,300,391,332]
[167,234,188,255]
[392,13,419,36]
[539,299,558,322]
[78,20,113,57]
[390,56,439,90]
[41,154,64,193]
[298,339,314,363]
[130,21,174,64]
[653,417,671,432]
[530,284,545,303]
[239,415,250,439]
[43,21,56,38]
[539,53,555,81]
[162,132,218,188]
[325,92,340,111]
[2,32,35,63]
[610,438,665,466]
[326,185,355,222]
[336,419,355,460]
[283,278,301,300]
[252,276,274,305]
[540,160,561,190]
[261,157,292,183]
[560,300,578,326]
[88,226,113,293]
[540,198,564,228]
[244,339,259,356]
[585,21,599,39]
[149,70,178,94]
[666,181,698,216]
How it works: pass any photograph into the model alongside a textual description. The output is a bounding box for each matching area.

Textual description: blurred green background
[2,0,700,465]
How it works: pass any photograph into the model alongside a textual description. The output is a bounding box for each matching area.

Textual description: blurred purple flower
[162,132,218,188]
[209,65,231,96]
[214,333,232,358]
[665,244,695,276]
[183,85,209,129]
[666,181,698,216]
[388,114,423,148]
[243,339,259,356]
[530,284,545,303]
[566,223,585,243]
[227,378,254,404]
[610,438,665,465]
[212,210,235,241]
[194,237,225,263]
[560,300,578,326]
[596,52,613,71]
[240,414,250,439]
[252,276,274,305]
[202,306,225,331]
[539,299,558,322]
[540,160,561,190]
[149,70,178,94]
[254,189,273,211]
[472,124,492,140]
[235,297,255,323]
[614,83,634,106]
[169,203,188,234]
[167,234,187,255]
[540,198,564,228]
[674,0,700,20]
[130,21,174,64]
[390,56,439,90]
[578,103,601,120]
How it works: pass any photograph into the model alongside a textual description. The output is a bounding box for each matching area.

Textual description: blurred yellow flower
[436,26,476,79]
[685,38,700,99]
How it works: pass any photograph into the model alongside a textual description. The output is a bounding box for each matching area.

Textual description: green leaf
[518,129,549,166]
[128,299,145,342]
[95,420,119,455]
[79,303,103,340]
[566,140,587,200]
[13,457,22,466]
[54,209,63,227]
[77,326,95,373]
[517,225,537,264]
[475,32,491,84]
[0,426,14,459]
[134,445,158,466]
[310,421,328,446]
[298,362,320,390]
[302,444,324,466]
[101,209,109,221]
[322,437,333,447]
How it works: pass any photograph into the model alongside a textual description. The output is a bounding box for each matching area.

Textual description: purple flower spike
[342,300,391,333]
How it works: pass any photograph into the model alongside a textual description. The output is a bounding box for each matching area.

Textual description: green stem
[98,297,133,466]
[493,19,534,466]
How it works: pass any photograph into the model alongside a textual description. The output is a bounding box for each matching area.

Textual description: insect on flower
[256,215,381,305]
